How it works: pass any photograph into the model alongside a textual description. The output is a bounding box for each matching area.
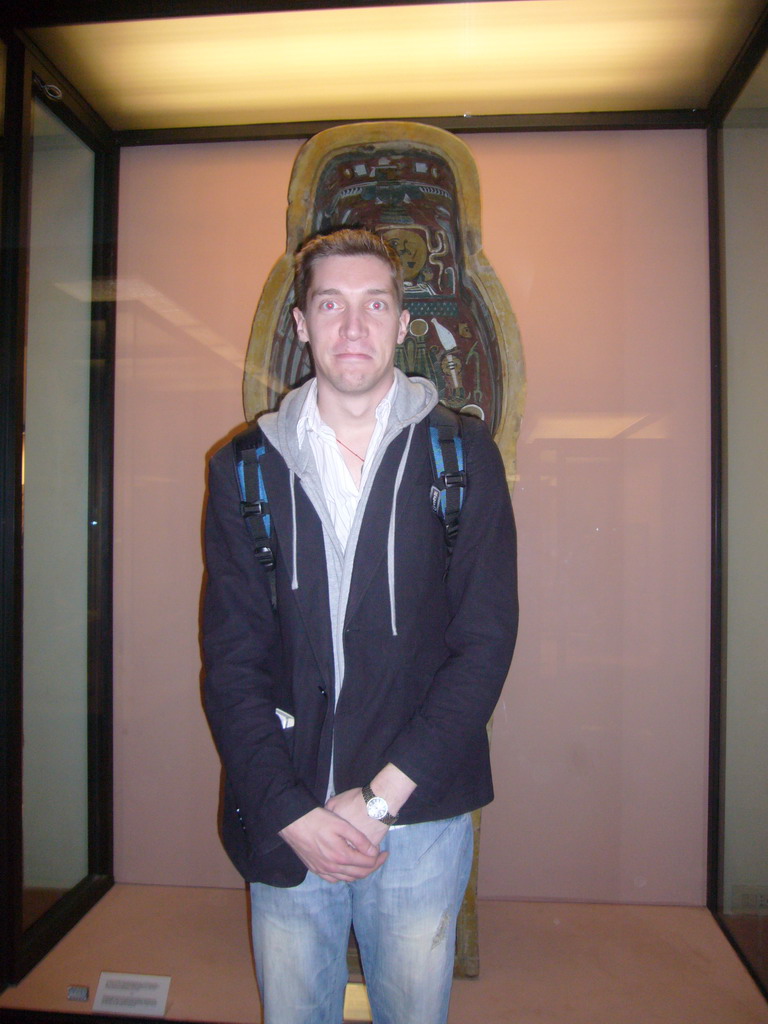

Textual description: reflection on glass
[22,98,95,931]
[721,50,768,993]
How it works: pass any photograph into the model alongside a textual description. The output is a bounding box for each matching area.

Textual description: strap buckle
[441,470,467,489]
[254,545,275,571]
[240,499,269,518]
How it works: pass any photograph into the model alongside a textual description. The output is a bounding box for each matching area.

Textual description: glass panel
[21,97,95,931]
[720,50,768,993]
[111,132,712,907]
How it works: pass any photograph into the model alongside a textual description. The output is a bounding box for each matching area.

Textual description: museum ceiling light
[27,0,768,131]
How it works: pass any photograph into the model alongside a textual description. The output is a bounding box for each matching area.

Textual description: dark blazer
[203,413,518,886]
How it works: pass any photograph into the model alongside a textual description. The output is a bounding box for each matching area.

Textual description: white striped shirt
[297,377,397,548]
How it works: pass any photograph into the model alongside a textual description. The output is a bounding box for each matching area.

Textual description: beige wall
[114,129,711,903]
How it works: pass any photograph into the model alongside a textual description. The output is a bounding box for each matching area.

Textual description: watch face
[366,796,389,820]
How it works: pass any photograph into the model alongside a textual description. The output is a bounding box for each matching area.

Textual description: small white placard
[93,972,171,1017]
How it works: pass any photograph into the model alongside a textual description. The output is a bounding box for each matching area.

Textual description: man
[203,228,517,1024]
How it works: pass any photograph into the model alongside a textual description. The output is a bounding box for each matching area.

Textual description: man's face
[293,254,409,402]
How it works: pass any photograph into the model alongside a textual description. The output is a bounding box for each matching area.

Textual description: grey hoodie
[259,369,437,789]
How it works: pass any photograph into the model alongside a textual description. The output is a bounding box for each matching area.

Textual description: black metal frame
[706,118,725,918]
[112,108,709,148]
[0,31,118,988]
[1,0,582,31]
[0,29,33,999]
[0,1009,202,1024]
[0,0,767,1008]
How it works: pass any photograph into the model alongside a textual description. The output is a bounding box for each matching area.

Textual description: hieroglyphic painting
[244,121,525,486]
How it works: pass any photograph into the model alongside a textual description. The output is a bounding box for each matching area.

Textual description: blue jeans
[250,813,473,1024]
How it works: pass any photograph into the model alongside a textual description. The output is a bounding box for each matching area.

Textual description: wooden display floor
[1,884,767,1023]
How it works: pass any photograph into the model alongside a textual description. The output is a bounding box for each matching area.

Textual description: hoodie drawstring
[290,470,299,591]
[387,423,415,636]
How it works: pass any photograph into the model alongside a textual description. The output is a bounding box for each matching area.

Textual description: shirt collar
[297,375,398,446]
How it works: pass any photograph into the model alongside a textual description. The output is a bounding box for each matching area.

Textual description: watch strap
[362,784,399,825]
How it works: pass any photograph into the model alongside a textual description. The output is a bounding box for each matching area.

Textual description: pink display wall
[114,129,710,904]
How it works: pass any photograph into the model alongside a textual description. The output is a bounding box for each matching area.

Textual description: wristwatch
[362,784,399,825]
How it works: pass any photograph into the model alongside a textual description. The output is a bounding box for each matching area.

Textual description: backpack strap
[428,404,467,570]
[232,423,277,608]
[231,408,466,600]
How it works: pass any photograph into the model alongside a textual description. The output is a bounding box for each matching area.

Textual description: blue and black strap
[427,404,467,570]
[232,424,277,607]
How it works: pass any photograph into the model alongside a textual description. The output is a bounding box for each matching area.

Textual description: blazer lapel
[344,426,425,626]
[259,448,335,690]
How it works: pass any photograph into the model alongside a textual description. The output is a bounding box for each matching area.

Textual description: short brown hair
[294,228,404,312]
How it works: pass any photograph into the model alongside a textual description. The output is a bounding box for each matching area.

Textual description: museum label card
[93,972,171,1017]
